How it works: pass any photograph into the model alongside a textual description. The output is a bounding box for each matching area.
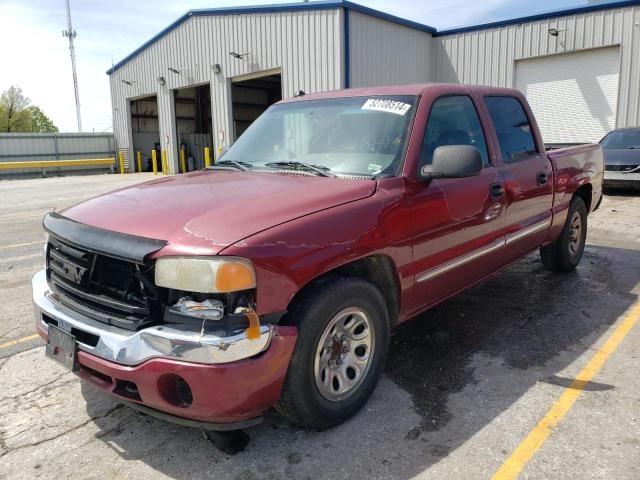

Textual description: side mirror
[420,145,483,180]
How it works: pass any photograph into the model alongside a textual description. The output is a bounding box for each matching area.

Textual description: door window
[484,96,537,163]
[419,96,490,169]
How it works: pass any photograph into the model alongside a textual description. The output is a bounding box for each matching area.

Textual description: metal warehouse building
[108,0,640,173]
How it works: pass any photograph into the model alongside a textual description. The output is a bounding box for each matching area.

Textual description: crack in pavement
[0,326,23,342]
[0,372,75,403]
[0,404,124,458]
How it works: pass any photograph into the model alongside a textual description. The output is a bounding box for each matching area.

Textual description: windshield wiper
[207,159,251,171]
[264,160,336,177]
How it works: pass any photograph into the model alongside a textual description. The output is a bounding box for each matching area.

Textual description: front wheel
[540,196,587,272]
[276,276,390,430]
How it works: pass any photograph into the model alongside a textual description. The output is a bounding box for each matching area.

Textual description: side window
[484,96,537,163]
[419,95,490,169]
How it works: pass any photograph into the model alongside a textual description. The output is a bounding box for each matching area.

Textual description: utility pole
[63,0,82,132]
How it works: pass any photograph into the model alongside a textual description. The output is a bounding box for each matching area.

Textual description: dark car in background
[601,127,640,190]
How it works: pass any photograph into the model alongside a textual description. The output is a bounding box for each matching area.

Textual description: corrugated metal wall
[0,133,115,176]
[109,9,344,173]
[348,11,433,87]
[434,3,640,129]
[110,3,640,172]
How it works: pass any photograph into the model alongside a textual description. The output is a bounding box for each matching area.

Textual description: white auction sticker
[361,98,411,116]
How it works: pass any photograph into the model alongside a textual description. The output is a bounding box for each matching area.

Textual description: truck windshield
[221,95,417,177]
[600,130,640,149]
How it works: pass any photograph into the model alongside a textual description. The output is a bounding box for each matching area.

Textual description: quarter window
[419,96,490,169]
[485,96,537,163]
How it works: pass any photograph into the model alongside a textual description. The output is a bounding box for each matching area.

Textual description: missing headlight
[169,297,225,321]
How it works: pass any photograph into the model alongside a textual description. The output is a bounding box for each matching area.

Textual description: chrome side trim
[416,218,553,283]
[505,218,551,245]
[32,269,273,366]
[416,239,504,283]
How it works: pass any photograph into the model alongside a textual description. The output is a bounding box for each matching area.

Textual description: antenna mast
[63,0,82,132]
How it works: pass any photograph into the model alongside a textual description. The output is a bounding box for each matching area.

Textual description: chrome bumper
[604,171,640,182]
[32,269,273,366]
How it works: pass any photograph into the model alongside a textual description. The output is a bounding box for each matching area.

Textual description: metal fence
[0,132,116,178]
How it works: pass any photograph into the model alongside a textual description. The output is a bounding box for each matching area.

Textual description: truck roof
[280,83,524,103]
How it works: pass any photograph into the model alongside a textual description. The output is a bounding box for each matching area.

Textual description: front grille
[46,236,159,330]
[605,164,640,172]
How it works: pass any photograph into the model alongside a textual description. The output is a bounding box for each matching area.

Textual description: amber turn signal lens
[214,261,256,292]
[236,307,261,340]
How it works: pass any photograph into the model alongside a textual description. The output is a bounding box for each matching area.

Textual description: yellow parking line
[0,240,44,250]
[0,334,41,350]
[492,301,640,480]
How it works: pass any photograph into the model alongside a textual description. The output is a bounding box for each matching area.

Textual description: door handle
[490,182,504,199]
[537,171,548,185]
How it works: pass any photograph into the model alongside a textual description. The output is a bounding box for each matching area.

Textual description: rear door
[407,94,506,314]
[483,96,553,257]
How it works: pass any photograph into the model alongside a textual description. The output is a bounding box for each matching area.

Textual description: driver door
[407,95,507,315]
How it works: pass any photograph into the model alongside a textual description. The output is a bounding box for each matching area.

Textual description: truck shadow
[83,243,639,480]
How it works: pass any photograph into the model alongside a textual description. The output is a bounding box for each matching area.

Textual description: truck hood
[603,149,640,166]
[60,170,376,256]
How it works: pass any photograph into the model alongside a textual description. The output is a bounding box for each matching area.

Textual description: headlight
[155,257,256,293]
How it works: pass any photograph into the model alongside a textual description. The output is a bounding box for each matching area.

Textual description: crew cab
[33,84,603,432]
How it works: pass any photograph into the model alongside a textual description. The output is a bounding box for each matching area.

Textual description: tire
[276,276,390,430]
[540,196,588,272]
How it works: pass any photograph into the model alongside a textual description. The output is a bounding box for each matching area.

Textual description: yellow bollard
[161,150,168,175]
[151,150,158,175]
[136,151,142,173]
[118,151,125,175]
[204,147,211,168]
[179,147,186,174]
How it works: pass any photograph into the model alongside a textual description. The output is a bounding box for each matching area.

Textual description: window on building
[419,95,489,169]
[484,96,537,163]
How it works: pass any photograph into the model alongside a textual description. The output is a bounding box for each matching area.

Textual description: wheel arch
[573,183,593,212]
[281,254,401,327]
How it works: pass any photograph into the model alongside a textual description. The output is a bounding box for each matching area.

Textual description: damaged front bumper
[32,269,273,365]
[32,269,298,426]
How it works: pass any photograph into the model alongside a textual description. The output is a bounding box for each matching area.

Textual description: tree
[0,86,32,132]
[27,106,58,133]
[0,85,58,133]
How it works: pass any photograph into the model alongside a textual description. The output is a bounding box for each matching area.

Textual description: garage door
[515,46,620,144]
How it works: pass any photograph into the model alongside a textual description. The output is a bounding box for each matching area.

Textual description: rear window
[485,96,537,163]
[601,130,640,149]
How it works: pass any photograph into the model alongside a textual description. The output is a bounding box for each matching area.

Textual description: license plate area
[46,324,77,371]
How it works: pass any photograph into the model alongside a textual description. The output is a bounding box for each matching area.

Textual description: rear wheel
[540,196,587,272]
[276,276,390,430]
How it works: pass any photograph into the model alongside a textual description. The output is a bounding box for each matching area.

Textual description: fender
[544,144,603,243]
[220,180,412,317]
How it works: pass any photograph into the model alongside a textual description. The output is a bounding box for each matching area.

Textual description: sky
[0,0,609,132]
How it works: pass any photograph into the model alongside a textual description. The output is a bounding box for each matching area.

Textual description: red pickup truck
[33,84,603,434]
